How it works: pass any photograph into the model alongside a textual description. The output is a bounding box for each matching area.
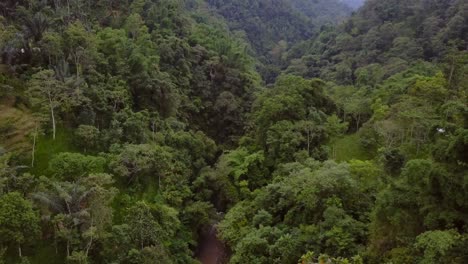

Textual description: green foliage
[0,154,37,196]
[286,0,468,84]
[300,252,363,264]
[369,157,468,262]
[103,201,193,264]
[31,127,77,176]
[32,172,117,259]
[206,0,353,81]
[0,0,467,263]
[328,134,373,162]
[218,160,370,262]
[74,125,100,152]
[193,147,266,210]
[0,192,40,255]
[67,251,88,264]
[26,69,88,146]
[109,144,175,185]
[48,152,105,180]
[252,75,332,163]
[415,230,461,264]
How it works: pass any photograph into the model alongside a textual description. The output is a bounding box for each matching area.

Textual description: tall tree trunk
[51,104,56,140]
[18,244,22,257]
[74,53,80,78]
[54,235,58,254]
[158,174,161,193]
[67,0,70,17]
[31,124,38,167]
[448,56,455,89]
[152,120,156,142]
[85,220,94,257]
[48,93,56,140]
[85,236,93,257]
[356,113,361,132]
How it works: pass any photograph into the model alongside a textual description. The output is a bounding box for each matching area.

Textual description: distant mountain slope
[289,0,352,25]
[205,0,314,56]
[286,0,468,84]
[206,0,354,54]
[205,0,354,82]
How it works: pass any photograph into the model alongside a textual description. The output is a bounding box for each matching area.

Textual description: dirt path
[197,225,226,264]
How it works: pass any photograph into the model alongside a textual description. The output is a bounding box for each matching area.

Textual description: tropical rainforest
[0,0,467,263]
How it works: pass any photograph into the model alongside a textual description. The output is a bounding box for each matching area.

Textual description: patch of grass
[31,127,77,176]
[328,133,375,162]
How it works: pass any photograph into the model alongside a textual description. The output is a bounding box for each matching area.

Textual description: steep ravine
[197,225,227,264]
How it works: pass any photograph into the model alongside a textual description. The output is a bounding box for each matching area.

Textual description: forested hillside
[0,0,467,264]
[206,0,353,82]
[286,0,468,82]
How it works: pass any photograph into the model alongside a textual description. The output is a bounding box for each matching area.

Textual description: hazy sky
[341,0,366,10]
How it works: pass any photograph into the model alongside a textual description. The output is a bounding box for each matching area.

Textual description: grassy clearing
[31,127,77,176]
[328,133,375,162]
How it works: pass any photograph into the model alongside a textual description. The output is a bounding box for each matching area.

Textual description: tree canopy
[0,0,466,263]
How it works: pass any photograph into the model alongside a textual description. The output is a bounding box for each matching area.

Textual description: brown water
[197,225,226,264]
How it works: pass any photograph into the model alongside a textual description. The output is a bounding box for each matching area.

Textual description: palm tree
[32,180,94,257]
[21,11,49,42]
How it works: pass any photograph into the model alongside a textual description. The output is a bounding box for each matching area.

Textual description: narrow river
[197,225,226,264]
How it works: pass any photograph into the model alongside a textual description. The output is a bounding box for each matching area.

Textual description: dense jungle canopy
[0,0,467,263]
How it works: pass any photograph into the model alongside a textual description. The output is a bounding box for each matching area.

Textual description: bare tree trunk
[409,123,414,140]
[158,174,161,193]
[140,226,144,250]
[31,124,38,167]
[85,234,93,257]
[448,56,455,89]
[51,104,56,140]
[67,0,70,17]
[48,93,56,140]
[65,201,72,215]
[152,120,156,142]
[356,113,361,132]
[18,244,22,257]
[74,53,80,78]
[66,240,70,257]
[85,220,94,257]
[54,236,58,254]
